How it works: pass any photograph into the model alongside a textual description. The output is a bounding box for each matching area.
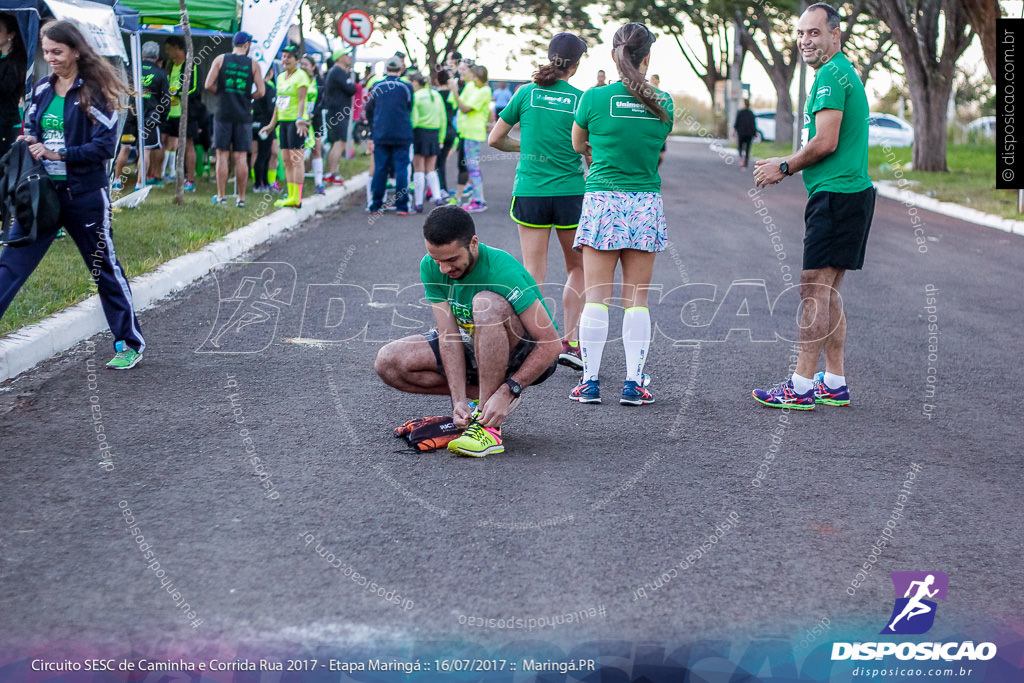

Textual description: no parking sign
[337,10,373,46]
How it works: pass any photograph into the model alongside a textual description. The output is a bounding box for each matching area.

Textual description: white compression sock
[413,171,425,207]
[578,303,609,383]
[163,151,175,177]
[312,158,323,186]
[622,306,651,382]
[426,171,441,203]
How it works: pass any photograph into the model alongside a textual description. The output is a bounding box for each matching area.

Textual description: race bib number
[276,95,291,111]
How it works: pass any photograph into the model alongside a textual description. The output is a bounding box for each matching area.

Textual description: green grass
[0,155,370,336]
[752,141,1015,220]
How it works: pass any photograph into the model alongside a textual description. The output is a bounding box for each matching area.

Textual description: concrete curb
[0,173,369,383]
[874,180,1024,237]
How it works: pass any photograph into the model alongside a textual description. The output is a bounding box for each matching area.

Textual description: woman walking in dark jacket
[0,20,145,369]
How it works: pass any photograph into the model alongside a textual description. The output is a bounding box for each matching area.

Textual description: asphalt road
[1,139,1021,677]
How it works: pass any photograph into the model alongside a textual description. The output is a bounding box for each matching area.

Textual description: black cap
[548,33,587,67]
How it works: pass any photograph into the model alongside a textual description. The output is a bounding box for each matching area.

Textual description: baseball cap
[233,31,253,46]
[548,32,587,66]
[384,55,403,71]
[281,44,300,57]
[332,47,352,61]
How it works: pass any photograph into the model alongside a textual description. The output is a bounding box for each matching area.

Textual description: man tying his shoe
[374,206,561,457]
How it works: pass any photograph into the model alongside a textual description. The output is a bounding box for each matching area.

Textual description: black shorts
[803,186,876,271]
[325,115,350,143]
[213,119,253,152]
[413,127,441,157]
[510,195,584,230]
[277,120,307,150]
[423,329,557,387]
[123,115,161,148]
[162,116,198,139]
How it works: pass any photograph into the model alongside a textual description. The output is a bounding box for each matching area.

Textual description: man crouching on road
[375,206,561,457]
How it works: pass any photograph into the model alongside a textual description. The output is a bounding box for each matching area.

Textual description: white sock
[313,158,323,185]
[163,151,175,176]
[426,171,441,203]
[824,372,846,388]
[791,372,814,395]
[413,171,425,206]
[622,307,651,382]
[365,180,372,205]
[578,303,609,383]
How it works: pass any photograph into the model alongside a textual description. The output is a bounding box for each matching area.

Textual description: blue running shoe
[752,379,815,410]
[621,379,654,405]
[813,372,851,406]
[569,378,601,404]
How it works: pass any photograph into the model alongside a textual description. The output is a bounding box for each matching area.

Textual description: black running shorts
[803,186,876,271]
[213,119,253,152]
[510,195,584,230]
[277,120,307,150]
[423,328,557,387]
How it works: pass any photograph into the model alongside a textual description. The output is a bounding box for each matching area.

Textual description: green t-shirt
[276,69,311,122]
[451,82,491,142]
[305,76,318,118]
[574,81,673,193]
[168,61,198,118]
[420,243,555,336]
[801,52,872,195]
[499,81,584,197]
[413,87,445,133]
[41,95,66,180]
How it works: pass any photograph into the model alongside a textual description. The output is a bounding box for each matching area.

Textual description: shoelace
[462,421,488,440]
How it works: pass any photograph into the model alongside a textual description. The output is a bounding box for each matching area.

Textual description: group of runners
[375,2,876,456]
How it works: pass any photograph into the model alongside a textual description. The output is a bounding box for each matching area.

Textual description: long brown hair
[612,23,668,123]
[43,20,129,118]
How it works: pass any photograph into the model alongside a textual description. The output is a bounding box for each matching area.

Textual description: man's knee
[471,291,513,326]
[374,341,402,383]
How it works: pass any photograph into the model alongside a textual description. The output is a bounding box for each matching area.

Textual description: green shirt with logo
[802,52,872,196]
[499,81,584,197]
[168,61,198,118]
[41,95,66,180]
[420,243,555,336]
[413,87,446,139]
[574,81,673,193]
[276,68,311,122]
[451,81,491,142]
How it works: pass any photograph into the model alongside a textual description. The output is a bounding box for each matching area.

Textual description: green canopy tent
[120,0,241,32]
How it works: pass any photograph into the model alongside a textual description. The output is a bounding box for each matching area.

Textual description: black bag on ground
[393,415,461,452]
[0,140,61,247]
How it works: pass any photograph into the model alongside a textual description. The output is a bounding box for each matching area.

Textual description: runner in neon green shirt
[489,32,589,371]
[449,64,492,211]
[258,45,310,208]
[411,72,447,211]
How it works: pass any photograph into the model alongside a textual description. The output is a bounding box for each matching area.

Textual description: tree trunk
[907,78,950,172]
[959,0,998,81]
[175,0,193,205]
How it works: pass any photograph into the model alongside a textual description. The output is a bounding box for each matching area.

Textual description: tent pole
[131,32,145,188]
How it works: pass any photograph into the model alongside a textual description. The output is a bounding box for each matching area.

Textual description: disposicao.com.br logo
[831,571,997,662]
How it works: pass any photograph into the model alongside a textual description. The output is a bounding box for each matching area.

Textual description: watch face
[506,380,522,396]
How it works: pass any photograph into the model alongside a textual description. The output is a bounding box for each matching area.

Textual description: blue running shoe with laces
[569,378,601,403]
[621,379,654,405]
[752,379,815,410]
[813,372,851,406]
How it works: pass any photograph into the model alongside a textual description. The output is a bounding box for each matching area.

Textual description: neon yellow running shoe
[447,418,503,457]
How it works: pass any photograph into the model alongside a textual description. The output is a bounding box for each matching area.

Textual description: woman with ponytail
[568,22,673,406]
[410,72,445,212]
[488,32,588,371]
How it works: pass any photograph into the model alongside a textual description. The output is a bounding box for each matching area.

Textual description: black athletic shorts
[325,114,350,143]
[423,328,557,387]
[510,195,584,230]
[413,127,441,157]
[213,119,253,152]
[162,116,198,139]
[277,120,307,150]
[123,115,161,148]
[803,186,876,271]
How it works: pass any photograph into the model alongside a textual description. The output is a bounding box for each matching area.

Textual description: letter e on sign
[337,10,373,46]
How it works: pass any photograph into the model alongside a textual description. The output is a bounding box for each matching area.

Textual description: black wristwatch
[504,378,522,397]
[779,161,792,176]
[58,148,67,162]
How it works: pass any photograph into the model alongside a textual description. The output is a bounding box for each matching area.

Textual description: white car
[867,113,914,147]
[753,110,776,142]
[965,116,995,139]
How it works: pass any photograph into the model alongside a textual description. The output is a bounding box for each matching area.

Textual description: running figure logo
[881,571,949,635]
[197,262,296,353]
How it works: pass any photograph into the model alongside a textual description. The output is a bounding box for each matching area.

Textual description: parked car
[965,116,995,139]
[867,112,914,147]
[753,109,776,142]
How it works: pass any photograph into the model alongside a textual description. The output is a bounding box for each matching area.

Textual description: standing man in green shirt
[374,206,561,457]
[751,2,876,410]
[159,35,200,190]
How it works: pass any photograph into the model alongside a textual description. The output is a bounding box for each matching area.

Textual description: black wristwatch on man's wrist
[504,378,522,398]
[779,161,792,176]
